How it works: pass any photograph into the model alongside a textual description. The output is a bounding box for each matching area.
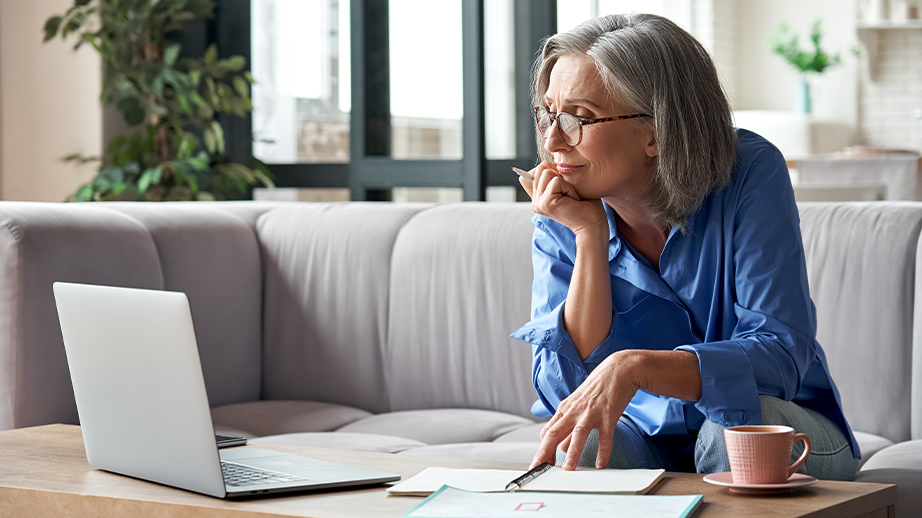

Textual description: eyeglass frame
[533,106,651,147]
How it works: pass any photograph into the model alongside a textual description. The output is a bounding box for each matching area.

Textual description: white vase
[867,0,889,22]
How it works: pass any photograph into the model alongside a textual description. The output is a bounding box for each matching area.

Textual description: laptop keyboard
[221,460,308,487]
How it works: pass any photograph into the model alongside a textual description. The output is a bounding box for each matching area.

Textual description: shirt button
[543,330,552,342]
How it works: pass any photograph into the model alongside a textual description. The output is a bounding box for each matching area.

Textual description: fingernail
[596,460,605,469]
[563,459,575,470]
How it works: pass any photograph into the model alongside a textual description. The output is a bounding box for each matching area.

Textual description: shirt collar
[604,201,683,305]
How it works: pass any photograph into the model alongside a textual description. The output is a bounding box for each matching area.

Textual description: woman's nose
[543,119,571,153]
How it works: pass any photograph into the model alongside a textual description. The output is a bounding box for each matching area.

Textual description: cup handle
[788,433,812,478]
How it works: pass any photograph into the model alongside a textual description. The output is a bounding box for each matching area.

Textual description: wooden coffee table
[0,424,895,518]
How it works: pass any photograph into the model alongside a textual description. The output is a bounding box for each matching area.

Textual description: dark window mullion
[461,0,486,201]
[513,0,555,161]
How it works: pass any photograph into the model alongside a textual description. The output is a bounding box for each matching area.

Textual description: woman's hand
[530,351,642,470]
[519,161,606,239]
[530,350,702,470]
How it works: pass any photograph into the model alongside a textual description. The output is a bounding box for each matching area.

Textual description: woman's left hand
[530,350,641,470]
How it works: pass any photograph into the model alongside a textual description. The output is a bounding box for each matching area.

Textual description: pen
[505,462,552,491]
[512,167,534,182]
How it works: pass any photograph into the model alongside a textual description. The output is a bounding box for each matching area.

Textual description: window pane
[485,0,516,159]
[251,0,350,164]
[389,0,463,160]
[557,0,692,34]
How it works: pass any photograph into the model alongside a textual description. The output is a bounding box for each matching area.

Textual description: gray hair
[533,13,736,230]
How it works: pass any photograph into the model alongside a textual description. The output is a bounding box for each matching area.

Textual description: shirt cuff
[676,341,762,427]
[511,300,615,374]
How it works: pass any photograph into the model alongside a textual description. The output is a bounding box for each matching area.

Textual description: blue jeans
[559,395,859,481]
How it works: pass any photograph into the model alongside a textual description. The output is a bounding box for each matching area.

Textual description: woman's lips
[556,163,584,174]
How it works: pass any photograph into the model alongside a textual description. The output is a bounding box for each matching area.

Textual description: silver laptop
[53,282,400,498]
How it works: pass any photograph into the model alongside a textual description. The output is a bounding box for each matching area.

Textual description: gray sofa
[0,200,920,514]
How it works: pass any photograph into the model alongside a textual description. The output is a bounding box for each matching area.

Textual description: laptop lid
[54,282,230,498]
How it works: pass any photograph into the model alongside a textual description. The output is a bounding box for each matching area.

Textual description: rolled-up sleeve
[511,216,616,417]
[677,148,818,428]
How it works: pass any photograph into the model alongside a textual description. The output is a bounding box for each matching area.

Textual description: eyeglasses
[533,106,651,147]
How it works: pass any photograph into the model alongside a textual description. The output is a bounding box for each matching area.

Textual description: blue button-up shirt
[511,129,859,458]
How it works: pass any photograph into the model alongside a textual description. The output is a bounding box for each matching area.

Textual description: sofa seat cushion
[211,400,372,437]
[251,432,427,454]
[399,442,540,464]
[336,409,537,445]
[860,439,922,471]
[854,431,897,468]
[493,423,545,443]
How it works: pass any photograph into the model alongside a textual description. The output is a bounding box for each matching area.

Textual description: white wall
[734,0,859,151]
[0,0,102,202]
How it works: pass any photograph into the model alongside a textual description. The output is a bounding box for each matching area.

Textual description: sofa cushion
[211,400,372,437]
[854,431,897,469]
[386,203,537,419]
[103,204,264,408]
[336,409,537,445]
[799,202,922,443]
[399,442,539,464]
[251,432,427,454]
[257,203,428,413]
[859,439,922,471]
[494,423,545,443]
[0,203,165,430]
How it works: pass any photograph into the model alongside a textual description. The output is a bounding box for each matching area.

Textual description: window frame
[213,0,555,201]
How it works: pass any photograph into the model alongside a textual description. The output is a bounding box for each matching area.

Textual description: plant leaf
[203,127,216,154]
[43,16,63,42]
[232,76,249,98]
[211,121,225,154]
[204,43,218,64]
[75,184,94,202]
[163,43,181,66]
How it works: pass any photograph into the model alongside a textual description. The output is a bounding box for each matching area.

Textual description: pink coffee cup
[724,425,812,485]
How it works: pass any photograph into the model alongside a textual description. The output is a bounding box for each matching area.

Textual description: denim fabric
[558,415,696,473]
[568,396,858,481]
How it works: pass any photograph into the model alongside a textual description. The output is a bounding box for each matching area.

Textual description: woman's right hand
[520,161,606,238]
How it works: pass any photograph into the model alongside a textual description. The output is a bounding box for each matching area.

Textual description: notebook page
[387,467,524,495]
[522,467,665,494]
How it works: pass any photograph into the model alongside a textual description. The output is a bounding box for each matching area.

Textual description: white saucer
[702,472,818,494]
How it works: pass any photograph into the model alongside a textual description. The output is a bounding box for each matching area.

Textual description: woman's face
[542,53,656,202]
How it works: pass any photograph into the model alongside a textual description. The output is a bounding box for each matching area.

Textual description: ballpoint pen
[512,167,534,182]
[505,462,552,491]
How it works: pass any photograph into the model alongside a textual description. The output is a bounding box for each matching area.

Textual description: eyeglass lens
[536,108,581,146]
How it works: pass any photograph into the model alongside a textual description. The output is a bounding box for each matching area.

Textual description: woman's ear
[645,134,658,158]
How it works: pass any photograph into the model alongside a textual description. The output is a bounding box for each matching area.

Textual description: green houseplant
[768,20,842,114]
[44,0,273,201]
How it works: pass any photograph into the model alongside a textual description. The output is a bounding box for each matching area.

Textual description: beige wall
[0,0,102,202]
[733,0,860,150]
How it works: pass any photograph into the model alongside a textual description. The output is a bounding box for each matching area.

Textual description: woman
[511,13,860,480]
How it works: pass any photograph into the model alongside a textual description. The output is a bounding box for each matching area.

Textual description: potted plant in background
[769,20,843,115]
[44,0,273,201]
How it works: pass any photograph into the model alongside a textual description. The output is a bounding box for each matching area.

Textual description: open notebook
[387,467,665,496]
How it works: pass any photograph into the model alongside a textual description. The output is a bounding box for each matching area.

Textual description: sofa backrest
[257,203,428,414]
[385,203,537,419]
[799,202,922,443]
[0,202,272,431]
[101,204,266,408]
[0,203,164,430]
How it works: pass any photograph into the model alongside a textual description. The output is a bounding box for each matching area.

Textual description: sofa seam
[382,203,439,413]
